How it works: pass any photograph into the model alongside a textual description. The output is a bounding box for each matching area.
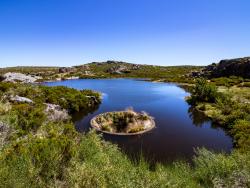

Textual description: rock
[190,71,202,77]
[59,67,77,73]
[3,72,41,83]
[83,71,93,75]
[203,57,250,78]
[131,64,141,70]
[44,103,69,121]
[106,65,130,74]
[73,65,90,71]
[10,95,33,103]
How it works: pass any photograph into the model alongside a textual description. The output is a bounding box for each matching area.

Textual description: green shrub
[231,120,250,150]
[12,103,46,134]
[187,78,218,104]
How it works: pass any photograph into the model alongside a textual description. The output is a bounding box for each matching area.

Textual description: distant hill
[0,60,202,83]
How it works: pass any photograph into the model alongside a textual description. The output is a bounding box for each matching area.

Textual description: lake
[45,78,232,164]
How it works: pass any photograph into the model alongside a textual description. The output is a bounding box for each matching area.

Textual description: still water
[45,78,232,163]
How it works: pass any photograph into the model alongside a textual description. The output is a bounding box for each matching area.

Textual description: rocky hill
[202,57,250,78]
[0,60,201,83]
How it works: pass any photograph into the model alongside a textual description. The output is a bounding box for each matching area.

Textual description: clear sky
[0,0,250,67]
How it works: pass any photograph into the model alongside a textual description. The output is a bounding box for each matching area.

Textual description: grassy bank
[0,81,249,187]
[187,79,250,151]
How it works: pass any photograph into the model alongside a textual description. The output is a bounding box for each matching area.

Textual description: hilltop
[0,61,202,83]
[199,57,250,78]
[1,57,250,86]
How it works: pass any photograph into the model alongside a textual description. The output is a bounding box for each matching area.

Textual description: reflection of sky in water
[151,84,188,100]
[45,79,232,164]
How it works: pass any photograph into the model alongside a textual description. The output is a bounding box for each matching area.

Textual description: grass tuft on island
[90,109,155,135]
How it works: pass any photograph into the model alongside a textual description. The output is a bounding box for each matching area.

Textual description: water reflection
[188,107,210,127]
[72,103,100,122]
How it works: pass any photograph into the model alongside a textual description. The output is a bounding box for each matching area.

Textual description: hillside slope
[0,61,202,83]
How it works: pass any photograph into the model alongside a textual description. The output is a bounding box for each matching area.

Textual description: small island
[90,109,155,135]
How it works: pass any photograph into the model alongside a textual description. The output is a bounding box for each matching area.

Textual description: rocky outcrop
[73,65,90,70]
[59,67,77,73]
[106,65,131,74]
[202,57,250,78]
[3,72,41,83]
[131,64,141,70]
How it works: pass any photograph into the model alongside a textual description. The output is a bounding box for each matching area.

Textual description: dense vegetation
[187,79,250,151]
[0,80,249,187]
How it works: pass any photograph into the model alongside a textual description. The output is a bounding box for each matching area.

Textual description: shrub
[231,120,250,150]
[187,78,218,104]
[12,103,46,134]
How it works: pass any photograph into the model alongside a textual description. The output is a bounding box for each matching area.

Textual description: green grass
[188,79,250,151]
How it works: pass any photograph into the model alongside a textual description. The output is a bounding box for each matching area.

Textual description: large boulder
[3,72,41,83]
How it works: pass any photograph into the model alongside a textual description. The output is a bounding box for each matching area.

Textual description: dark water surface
[45,79,232,163]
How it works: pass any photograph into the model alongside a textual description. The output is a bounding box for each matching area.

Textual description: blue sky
[0,0,250,67]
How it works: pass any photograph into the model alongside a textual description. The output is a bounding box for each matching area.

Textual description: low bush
[187,78,219,105]
[231,120,250,150]
[12,103,46,134]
